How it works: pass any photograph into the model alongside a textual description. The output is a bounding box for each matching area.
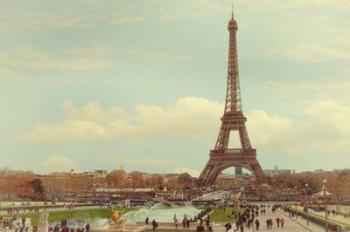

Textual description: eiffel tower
[198,9,264,186]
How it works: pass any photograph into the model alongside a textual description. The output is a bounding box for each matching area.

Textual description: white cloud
[21,97,222,144]
[245,42,350,63]
[128,49,190,60]
[0,4,145,30]
[175,167,200,177]
[284,44,350,63]
[0,47,112,70]
[34,155,77,173]
[262,78,350,100]
[0,69,25,82]
[21,97,350,158]
[247,100,350,156]
[241,0,350,11]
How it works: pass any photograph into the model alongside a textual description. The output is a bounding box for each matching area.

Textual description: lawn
[210,207,242,223]
[12,207,134,226]
[144,230,195,232]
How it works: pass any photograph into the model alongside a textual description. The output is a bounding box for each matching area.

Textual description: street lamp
[294,185,298,219]
[322,179,329,232]
[304,183,309,226]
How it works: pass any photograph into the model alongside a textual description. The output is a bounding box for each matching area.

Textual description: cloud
[0,47,112,70]
[21,97,222,144]
[175,167,200,177]
[241,0,350,11]
[34,155,77,173]
[128,49,190,60]
[244,39,350,63]
[247,100,350,156]
[0,3,145,30]
[262,78,350,100]
[252,44,350,63]
[0,69,25,82]
[121,158,178,168]
[21,97,350,158]
[284,44,350,63]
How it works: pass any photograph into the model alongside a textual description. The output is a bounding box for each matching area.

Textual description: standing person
[85,223,90,232]
[186,218,190,229]
[152,220,158,230]
[145,217,149,225]
[196,224,205,232]
[276,218,280,228]
[174,218,178,229]
[224,222,232,232]
[240,224,244,232]
[280,218,285,228]
[255,219,260,231]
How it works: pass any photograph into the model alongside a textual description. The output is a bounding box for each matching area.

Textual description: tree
[106,170,127,188]
[29,178,45,200]
[130,171,144,188]
[177,173,193,189]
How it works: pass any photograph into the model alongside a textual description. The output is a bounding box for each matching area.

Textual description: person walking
[276,218,280,228]
[280,218,285,228]
[240,224,244,232]
[152,220,158,230]
[174,218,178,229]
[255,219,260,231]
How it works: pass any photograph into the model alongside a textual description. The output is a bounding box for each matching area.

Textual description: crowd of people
[143,204,289,231]
[144,208,213,231]
[0,216,29,232]
[45,219,90,232]
[222,204,286,232]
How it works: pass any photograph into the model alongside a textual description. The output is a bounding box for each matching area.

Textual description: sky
[1,0,350,176]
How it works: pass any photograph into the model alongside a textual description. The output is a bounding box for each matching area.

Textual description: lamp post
[294,185,298,220]
[294,185,297,210]
[322,179,329,232]
[305,183,309,226]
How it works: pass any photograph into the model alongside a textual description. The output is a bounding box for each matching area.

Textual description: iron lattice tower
[198,11,264,186]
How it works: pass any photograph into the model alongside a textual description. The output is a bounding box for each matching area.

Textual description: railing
[226,148,242,153]
[211,148,256,154]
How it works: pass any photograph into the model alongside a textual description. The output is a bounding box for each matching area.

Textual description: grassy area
[144,230,195,232]
[210,207,242,223]
[12,207,134,226]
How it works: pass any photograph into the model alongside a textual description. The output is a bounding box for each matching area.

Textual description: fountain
[121,203,201,224]
[50,216,109,231]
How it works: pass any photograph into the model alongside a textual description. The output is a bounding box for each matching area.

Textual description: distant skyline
[1,0,350,176]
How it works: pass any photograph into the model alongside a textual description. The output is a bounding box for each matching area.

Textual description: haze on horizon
[1,0,350,176]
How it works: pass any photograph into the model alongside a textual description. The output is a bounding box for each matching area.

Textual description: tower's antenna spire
[231,3,234,20]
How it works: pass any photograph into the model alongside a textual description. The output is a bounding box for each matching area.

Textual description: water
[121,204,201,224]
[50,217,109,230]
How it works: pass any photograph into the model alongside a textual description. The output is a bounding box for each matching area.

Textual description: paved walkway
[279,209,327,232]
[295,206,350,226]
[211,206,330,232]
[150,206,329,232]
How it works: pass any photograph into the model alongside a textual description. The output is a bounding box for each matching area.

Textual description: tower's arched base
[199,149,264,186]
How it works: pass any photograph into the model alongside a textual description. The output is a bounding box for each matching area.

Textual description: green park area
[144,230,195,232]
[210,207,242,222]
[12,207,134,226]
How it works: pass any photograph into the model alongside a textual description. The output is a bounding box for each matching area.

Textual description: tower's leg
[235,166,242,176]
